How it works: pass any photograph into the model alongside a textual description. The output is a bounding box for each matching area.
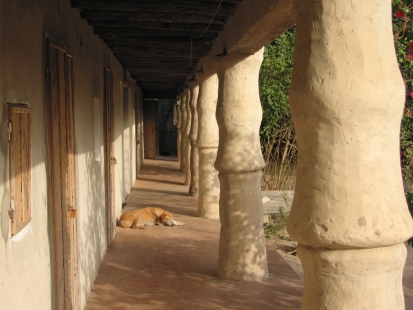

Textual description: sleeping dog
[119,207,183,229]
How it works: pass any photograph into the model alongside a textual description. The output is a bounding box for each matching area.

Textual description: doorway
[143,101,158,159]
[104,68,116,245]
[46,41,80,310]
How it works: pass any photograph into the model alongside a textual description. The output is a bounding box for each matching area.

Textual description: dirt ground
[273,240,413,309]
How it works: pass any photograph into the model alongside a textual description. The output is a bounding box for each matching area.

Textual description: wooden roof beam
[80,10,228,25]
[72,0,238,14]
[198,0,296,72]
[89,21,225,32]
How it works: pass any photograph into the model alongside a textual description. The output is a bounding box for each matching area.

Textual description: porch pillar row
[196,69,220,220]
[188,79,200,197]
[213,48,268,281]
[179,90,188,172]
[175,96,182,163]
[287,1,413,309]
[184,87,192,186]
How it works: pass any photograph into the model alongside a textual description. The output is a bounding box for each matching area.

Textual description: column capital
[213,48,265,174]
[182,85,190,95]
[195,68,216,82]
[197,72,219,150]
[187,78,199,88]
[212,52,256,72]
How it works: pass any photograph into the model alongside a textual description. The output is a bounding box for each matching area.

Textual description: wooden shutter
[8,105,31,235]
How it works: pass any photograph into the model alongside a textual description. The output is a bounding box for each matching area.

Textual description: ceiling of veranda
[70,0,244,99]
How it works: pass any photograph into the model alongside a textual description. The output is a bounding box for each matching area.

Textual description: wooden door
[46,41,80,310]
[135,95,142,175]
[143,101,158,159]
[104,68,116,245]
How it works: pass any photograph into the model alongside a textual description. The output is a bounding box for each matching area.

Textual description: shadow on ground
[85,158,303,310]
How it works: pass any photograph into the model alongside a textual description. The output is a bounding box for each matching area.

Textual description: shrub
[259,28,297,190]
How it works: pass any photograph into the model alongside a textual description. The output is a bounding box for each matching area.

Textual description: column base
[217,171,268,281]
[177,132,181,163]
[180,140,185,172]
[184,139,191,186]
[189,143,199,197]
[297,243,406,310]
[188,186,199,197]
[197,148,220,220]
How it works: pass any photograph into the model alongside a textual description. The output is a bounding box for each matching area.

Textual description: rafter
[71,0,242,98]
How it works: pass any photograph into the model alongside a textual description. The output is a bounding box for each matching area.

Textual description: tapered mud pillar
[184,87,192,186]
[188,79,200,197]
[179,91,188,172]
[287,1,413,309]
[176,97,182,163]
[196,70,220,219]
[213,48,268,281]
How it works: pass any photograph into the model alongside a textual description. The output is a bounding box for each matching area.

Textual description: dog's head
[159,212,174,226]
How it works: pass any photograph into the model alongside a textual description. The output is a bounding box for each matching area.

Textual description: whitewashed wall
[0,0,142,308]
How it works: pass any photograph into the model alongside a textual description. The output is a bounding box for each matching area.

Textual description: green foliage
[259,28,295,139]
[406,191,413,246]
[394,1,413,247]
[263,208,289,240]
[259,28,297,190]
[394,1,413,190]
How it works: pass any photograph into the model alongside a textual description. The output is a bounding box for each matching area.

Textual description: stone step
[262,191,294,223]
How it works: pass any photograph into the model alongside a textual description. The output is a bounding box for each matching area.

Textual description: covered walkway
[85,158,303,309]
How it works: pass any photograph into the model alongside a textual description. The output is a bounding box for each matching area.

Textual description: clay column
[188,79,200,196]
[196,69,220,219]
[213,48,268,281]
[183,87,192,186]
[179,91,188,172]
[176,96,182,163]
[287,1,413,309]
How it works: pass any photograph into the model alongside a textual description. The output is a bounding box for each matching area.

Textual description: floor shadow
[131,187,189,197]
[154,156,178,161]
[85,158,303,309]
[85,216,303,310]
[137,177,184,186]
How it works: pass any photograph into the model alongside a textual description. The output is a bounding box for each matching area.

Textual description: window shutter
[8,105,31,235]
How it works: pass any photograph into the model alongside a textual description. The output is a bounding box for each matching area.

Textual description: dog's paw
[173,220,184,226]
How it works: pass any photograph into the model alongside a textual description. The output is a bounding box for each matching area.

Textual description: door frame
[46,40,80,310]
[103,67,116,246]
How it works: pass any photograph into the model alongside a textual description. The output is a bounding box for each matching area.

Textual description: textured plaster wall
[121,86,138,200]
[0,0,141,308]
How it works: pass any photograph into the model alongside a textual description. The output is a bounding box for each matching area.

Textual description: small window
[8,104,31,235]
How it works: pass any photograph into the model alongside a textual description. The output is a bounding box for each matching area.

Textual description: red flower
[411,91,413,99]
[408,54,413,60]
[410,42,413,52]
[396,10,406,18]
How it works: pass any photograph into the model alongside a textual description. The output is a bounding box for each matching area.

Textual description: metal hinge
[8,200,15,219]
[45,67,50,83]
[7,121,12,141]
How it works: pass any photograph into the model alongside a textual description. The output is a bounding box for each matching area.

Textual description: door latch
[110,156,117,164]
[68,205,77,218]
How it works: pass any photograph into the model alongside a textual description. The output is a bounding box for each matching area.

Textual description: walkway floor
[85,158,303,309]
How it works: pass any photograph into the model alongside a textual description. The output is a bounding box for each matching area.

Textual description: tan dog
[119,207,183,229]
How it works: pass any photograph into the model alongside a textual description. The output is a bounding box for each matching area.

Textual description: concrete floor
[85,158,303,309]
